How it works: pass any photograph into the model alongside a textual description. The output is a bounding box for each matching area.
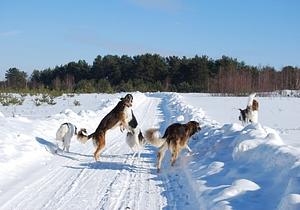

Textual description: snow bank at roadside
[167,92,300,210]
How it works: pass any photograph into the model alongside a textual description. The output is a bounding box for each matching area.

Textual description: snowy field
[181,93,300,148]
[0,92,300,210]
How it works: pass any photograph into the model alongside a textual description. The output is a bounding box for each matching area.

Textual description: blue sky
[0,0,299,79]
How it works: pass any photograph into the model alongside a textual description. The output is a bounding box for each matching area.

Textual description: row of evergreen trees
[1,54,300,94]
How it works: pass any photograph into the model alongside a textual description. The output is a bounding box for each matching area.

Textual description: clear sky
[0,0,299,79]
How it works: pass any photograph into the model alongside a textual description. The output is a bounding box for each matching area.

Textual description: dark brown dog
[77,94,133,161]
[145,121,201,172]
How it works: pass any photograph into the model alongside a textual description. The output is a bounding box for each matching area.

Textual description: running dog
[145,121,201,172]
[239,93,259,125]
[77,94,134,161]
[55,122,77,153]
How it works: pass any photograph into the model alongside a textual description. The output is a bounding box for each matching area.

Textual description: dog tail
[247,93,259,111]
[247,93,256,107]
[145,128,166,147]
[77,128,94,144]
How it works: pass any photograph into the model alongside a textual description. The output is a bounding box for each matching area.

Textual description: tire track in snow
[95,97,159,210]
[0,97,125,210]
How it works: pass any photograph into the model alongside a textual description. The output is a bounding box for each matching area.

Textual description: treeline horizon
[1,53,300,94]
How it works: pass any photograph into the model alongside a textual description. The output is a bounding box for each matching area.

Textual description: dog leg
[186,145,192,153]
[157,142,168,173]
[119,119,127,133]
[132,151,137,159]
[94,133,105,161]
[170,142,179,167]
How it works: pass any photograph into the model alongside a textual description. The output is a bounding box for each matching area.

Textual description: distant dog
[125,110,146,158]
[239,93,259,125]
[77,94,134,161]
[145,121,201,172]
[55,122,77,153]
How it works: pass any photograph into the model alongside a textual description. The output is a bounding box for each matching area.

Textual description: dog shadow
[65,161,141,173]
[35,137,57,154]
[35,137,92,161]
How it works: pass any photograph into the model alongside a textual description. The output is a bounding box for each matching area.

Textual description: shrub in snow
[0,93,24,106]
[33,94,57,106]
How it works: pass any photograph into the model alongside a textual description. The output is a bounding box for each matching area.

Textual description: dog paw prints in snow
[213,179,260,205]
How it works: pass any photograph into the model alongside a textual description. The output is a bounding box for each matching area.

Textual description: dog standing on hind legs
[238,93,259,125]
[145,121,201,173]
[77,94,134,161]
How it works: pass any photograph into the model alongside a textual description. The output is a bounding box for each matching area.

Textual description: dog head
[78,128,87,136]
[121,94,133,107]
[187,121,201,136]
[238,107,250,122]
[238,108,245,122]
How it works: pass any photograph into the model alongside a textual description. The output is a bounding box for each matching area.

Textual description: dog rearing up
[145,121,201,172]
[77,94,133,161]
[239,93,259,125]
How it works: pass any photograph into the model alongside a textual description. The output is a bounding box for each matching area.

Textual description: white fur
[239,93,259,125]
[126,127,145,158]
[250,110,258,123]
[248,93,258,123]
[247,93,256,107]
[123,106,133,131]
[55,123,76,153]
[144,129,165,147]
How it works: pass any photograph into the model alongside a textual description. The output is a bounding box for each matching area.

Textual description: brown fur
[252,99,259,111]
[145,121,201,172]
[238,98,259,124]
[77,94,133,161]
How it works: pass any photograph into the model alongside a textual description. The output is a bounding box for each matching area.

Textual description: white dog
[126,127,146,158]
[55,122,77,153]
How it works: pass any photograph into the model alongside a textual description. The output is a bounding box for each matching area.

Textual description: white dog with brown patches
[239,93,259,125]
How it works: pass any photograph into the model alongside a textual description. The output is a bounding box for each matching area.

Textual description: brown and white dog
[145,121,201,172]
[77,94,134,161]
[239,93,259,125]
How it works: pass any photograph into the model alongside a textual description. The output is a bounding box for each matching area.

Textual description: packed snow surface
[0,92,300,210]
